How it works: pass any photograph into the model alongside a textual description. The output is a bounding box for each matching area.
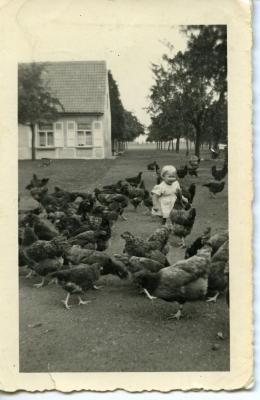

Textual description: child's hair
[160,165,177,178]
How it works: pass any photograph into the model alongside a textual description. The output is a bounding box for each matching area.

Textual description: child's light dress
[151,180,180,218]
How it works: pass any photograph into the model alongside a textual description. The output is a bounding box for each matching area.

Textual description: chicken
[121,232,151,257]
[25,236,66,262]
[169,190,196,247]
[147,161,159,171]
[121,231,170,265]
[128,256,165,274]
[202,181,225,197]
[121,185,144,211]
[133,243,212,320]
[211,164,228,181]
[185,227,212,259]
[55,215,83,236]
[125,172,143,187]
[147,226,170,253]
[208,230,229,255]
[207,240,229,302]
[30,256,64,288]
[50,263,102,309]
[180,183,196,205]
[19,226,38,274]
[26,174,49,190]
[94,189,128,219]
[68,229,108,248]
[23,213,59,240]
[187,166,198,177]
[30,187,61,210]
[177,165,188,179]
[189,156,200,168]
[65,245,128,279]
[143,190,153,212]
[102,180,129,193]
[156,169,162,185]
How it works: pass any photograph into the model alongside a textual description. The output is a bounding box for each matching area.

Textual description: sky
[13,0,189,127]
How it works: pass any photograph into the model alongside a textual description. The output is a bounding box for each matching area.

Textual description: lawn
[19,148,229,372]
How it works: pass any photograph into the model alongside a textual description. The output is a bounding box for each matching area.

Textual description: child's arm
[182,195,189,203]
[152,193,160,211]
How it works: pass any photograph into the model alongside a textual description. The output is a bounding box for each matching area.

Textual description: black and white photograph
[0,0,253,392]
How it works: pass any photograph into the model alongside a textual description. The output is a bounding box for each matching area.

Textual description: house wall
[18,124,32,159]
[18,115,108,160]
[103,75,112,158]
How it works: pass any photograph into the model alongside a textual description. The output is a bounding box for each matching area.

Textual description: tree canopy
[147,25,227,156]
[108,70,144,146]
[18,62,63,159]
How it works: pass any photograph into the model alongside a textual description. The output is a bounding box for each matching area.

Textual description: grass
[19,148,229,372]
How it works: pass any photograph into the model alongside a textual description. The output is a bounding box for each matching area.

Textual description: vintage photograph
[0,0,253,392]
[18,21,230,373]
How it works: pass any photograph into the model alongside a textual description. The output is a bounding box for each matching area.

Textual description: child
[151,165,187,225]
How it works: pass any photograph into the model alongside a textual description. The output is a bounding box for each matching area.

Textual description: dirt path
[19,149,229,372]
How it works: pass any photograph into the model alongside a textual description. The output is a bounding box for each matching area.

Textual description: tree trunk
[185,138,189,156]
[175,137,180,153]
[30,124,36,160]
[194,128,201,158]
[167,141,171,151]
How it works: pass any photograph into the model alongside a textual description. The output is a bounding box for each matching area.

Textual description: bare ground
[19,148,229,372]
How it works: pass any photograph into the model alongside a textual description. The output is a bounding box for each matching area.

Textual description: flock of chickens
[19,154,228,319]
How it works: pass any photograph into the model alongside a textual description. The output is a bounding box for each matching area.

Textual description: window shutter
[92,121,103,147]
[67,121,75,147]
[35,124,39,147]
[54,122,64,147]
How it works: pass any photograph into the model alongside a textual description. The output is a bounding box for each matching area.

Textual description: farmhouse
[18,61,112,160]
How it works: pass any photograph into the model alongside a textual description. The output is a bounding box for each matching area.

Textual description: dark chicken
[26,174,49,190]
[177,165,188,179]
[202,181,225,197]
[50,263,102,309]
[180,183,196,205]
[169,190,196,247]
[211,164,228,181]
[125,172,143,187]
[23,213,59,240]
[185,227,212,259]
[207,240,229,302]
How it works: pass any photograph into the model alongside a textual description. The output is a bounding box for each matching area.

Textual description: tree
[18,62,63,160]
[123,110,145,141]
[108,70,125,151]
[148,25,227,157]
[183,25,227,150]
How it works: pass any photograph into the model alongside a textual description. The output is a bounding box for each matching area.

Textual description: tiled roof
[41,61,107,114]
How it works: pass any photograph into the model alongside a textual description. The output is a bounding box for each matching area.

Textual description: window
[77,122,92,146]
[38,123,54,147]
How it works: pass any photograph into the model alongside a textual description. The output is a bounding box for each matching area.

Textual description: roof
[41,61,107,114]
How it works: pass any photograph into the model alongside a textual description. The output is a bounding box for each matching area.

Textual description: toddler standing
[151,165,187,225]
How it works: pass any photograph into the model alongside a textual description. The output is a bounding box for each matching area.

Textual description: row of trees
[108,71,144,153]
[147,25,227,157]
[18,63,144,159]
